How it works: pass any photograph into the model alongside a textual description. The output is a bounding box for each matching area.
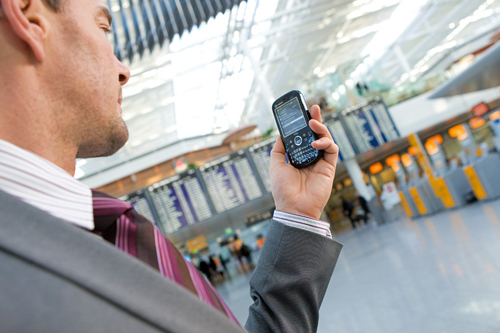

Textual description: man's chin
[76,130,129,159]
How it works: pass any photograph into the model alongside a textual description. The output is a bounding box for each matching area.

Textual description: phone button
[294,136,302,146]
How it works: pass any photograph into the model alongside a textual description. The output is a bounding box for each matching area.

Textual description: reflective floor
[216,198,500,332]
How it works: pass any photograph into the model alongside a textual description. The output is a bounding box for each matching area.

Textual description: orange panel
[408,147,417,156]
[425,134,443,145]
[402,154,413,167]
[369,162,384,174]
[489,111,500,121]
[385,154,401,167]
[469,117,486,129]
[448,125,468,140]
[425,140,440,156]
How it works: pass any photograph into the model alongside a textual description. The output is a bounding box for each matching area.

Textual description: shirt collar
[0,139,94,230]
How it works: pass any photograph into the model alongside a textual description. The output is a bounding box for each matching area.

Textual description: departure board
[200,150,263,213]
[368,101,400,142]
[249,138,276,192]
[120,190,156,224]
[343,108,382,154]
[149,169,213,234]
[323,113,357,161]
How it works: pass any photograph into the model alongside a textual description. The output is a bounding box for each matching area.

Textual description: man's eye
[102,26,113,34]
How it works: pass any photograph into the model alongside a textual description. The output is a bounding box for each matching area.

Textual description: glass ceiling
[78,0,500,183]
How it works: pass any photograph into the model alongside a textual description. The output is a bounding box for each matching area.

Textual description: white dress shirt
[0,139,331,239]
[0,139,94,229]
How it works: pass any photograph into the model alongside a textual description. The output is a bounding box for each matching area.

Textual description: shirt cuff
[273,210,332,239]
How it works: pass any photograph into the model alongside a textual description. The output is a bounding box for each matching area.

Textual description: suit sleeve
[245,220,342,333]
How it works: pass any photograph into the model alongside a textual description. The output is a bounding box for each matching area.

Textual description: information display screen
[249,138,276,192]
[200,151,263,213]
[343,109,382,154]
[276,97,307,137]
[368,101,400,142]
[149,169,213,234]
[323,114,356,161]
[120,190,156,224]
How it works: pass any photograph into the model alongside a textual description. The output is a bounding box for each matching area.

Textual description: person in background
[218,253,230,278]
[356,191,370,223]
[240,243,254,269]
[209,255,223,281]
[342,196,356,229]
[256,234,265,249]
[199,259,211,280]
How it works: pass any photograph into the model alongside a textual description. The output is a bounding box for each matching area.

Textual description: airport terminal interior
[75,0,500,331]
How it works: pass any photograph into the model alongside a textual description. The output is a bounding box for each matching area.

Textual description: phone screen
[276,97,308,137]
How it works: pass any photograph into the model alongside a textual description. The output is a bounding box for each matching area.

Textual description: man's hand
[270,105,339,220]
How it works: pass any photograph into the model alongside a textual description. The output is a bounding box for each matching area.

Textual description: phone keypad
[285,132,320,167]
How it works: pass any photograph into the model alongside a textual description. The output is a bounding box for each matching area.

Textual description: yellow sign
[186,236,208,253]
[408,133,433,177]
[429,177,456,208]
[409,187,428,215]
[399,192,413,217]
[463,166,488,200]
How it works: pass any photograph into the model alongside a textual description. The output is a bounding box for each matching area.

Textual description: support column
[240,35,275,108]
[344,159,387,224]
[240,34,276,131]
[344,159,373,200]
[394,44,413,80]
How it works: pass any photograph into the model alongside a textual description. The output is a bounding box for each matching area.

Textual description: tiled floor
[216,199,500,332]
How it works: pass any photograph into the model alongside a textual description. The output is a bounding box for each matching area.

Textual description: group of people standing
[197,241,255,283]
[342,193,371,229]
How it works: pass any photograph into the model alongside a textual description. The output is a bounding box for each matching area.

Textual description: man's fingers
[309,105,322,123]
[312,137,339,167]
[309,119,339,167]
[270,136,287,171]
[309,119,332,140]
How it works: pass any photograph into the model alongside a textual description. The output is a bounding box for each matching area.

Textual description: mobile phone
[272,90,323,168]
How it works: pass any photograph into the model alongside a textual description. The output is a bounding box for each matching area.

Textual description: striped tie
[91,190,238,324]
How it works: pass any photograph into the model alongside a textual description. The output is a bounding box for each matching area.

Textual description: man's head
[0,0,131,173]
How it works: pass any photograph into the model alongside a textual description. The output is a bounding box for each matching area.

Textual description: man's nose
[116,57,131,86]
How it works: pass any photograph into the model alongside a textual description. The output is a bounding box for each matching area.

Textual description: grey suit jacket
[0,189,342,332]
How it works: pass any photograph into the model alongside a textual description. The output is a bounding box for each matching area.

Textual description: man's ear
[0,0,49,62]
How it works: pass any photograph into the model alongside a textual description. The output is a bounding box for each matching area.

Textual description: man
[356,191,370,223]
[342,196,356,229]
[0,0,342,332]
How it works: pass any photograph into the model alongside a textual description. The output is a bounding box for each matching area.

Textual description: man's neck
[0,60,78,176]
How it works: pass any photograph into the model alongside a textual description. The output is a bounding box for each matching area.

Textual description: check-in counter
[399,186,420,218]
[440,168,473,207]
[419,176,445,214]
[463,153,500,201]
[406,176,444,216]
